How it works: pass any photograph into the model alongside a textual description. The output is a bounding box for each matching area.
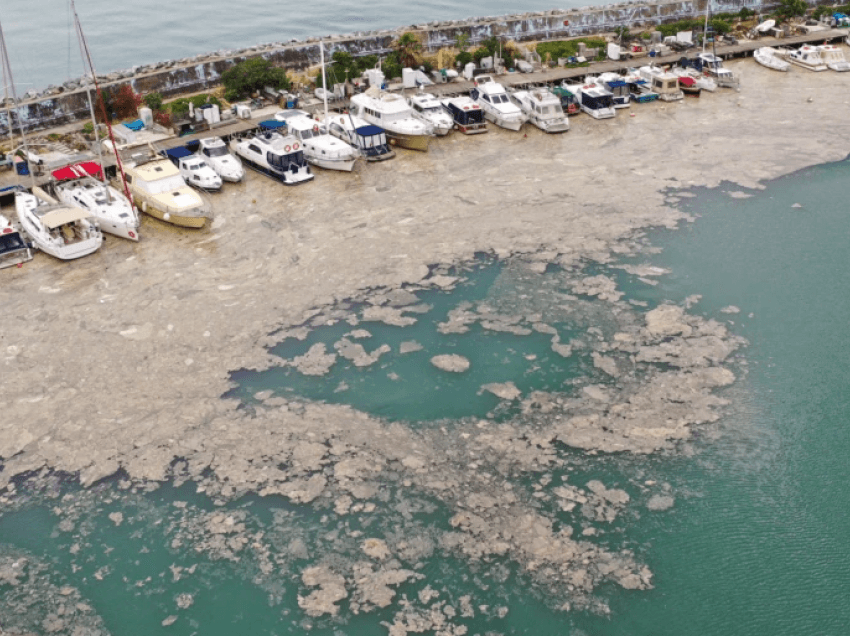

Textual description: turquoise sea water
[2,158,850,634]
[4,0,592,92]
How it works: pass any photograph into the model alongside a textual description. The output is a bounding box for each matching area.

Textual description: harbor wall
[0,0,803,135]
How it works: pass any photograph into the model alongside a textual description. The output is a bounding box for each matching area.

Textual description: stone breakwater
[2,0,777,134]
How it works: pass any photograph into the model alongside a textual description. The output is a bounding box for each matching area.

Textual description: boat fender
[285,145,291,152]
[163,213,170,221]
[313,125,319,133]
[293,143,300,150]
[141,201,147,213]
[128,231,136,239]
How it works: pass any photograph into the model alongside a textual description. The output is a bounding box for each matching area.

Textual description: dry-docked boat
[563,82,616,119]
[470,75,527,130]
[274,109,360,171]
[440,96,488,134]
[695,53,739,87]
[754,47,791,72]
[323,113,396,161]
[508,88,569,133]
[676,75,701,97]
[15,187,102,260]
[160,147,222,192]
[552,84,581,115]
[196,137,244,182]
[638,66,684,101]
[0,187,33,268]
[50,161,140,241]
[671,66,718,92]
[350,87,432,151]
[120,157,210,228]
[592,73,631,108]
[232,121,314,184]
[784,45,828,71]
[817,45,850,71]
[407,92,453,136]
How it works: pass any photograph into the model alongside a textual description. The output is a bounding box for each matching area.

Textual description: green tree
[776,0,807,19]
[143,92,163,112]
[455,51,473,67]
[381,51,402,80]
[455,33,470,51]
[393,32,422,68]
[221,57,291,102]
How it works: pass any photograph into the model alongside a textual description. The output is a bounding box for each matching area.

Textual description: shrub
[143,92,164,112]
[381,51,402,80]
[221,58,290,102]
[112,85,142,120]
[82,121,94,135]
[455,51,473,67]
[472,46,490,64]
[536,38,607,62]
[167,94,221,120]
[153,111,172,128]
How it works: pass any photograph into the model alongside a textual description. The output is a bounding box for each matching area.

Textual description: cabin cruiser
[49,161,140,241]
[696,53,739,87]
[121,157,210,228]
[754,47,790,72]
[197,137,244,182]
[440,96,487,134]
[564,82,616,119]
[638,66,684,101]
[623,71,659,103]
[274,109,360,171]
[0,187,33,268]
[15,187,102,260]
[232,121,314,184]
[816,45,850,71]
[161,147,222,192]
[592,73,630,108]
[407,92,453,136]
[671,65,717,91]
[784,45,828,71]
[350,87,432,151]
[508,88,569,133]
[323,113,396,161]
[470,75,527,130]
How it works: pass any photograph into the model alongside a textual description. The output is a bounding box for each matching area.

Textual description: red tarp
[51,161,103,181]
[678,76,696,87]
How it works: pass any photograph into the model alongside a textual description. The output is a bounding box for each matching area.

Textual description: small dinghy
[754,47,790,72]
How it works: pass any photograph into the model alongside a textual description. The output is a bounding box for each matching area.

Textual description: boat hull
[0,230,33,269]
[239,154,315,184]
[387,132,430,152]
[456,122,488,135]
[307,156,358,172]
[97,218,141,241]
[483,110,525,131]
[37,235,102,260]
[530,118,569,134]
[681,86,701,98]
[581,106,616,120]
[137,199,207,228]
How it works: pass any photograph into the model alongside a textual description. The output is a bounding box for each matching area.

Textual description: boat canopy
[355,124,385,137]
[41,207,92,230]
[51,161,103,181]
[678,76,696,87]
[163,147,193,160]
[604,80,627,89]
[259,120,287,131]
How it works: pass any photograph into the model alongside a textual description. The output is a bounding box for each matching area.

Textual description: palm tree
[394,32,422,68]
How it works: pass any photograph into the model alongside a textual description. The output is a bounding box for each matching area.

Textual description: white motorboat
[564,82,616,119]
[671,66,718,91]
[508,88,569,133]
[197,137,244,182]
[783,45,828,71]
[274,109,360,171]
[817,45,850,72]
[232,121,315,184]
[161,147,222,191]
[638,66,684,101]
[440,96,488,134]
[15,187,102,260]
[696,53,739,87]
[0,187,33,268]
[470,75,527,130]
[754,47,790,72]
[121,157,211,228]
[50,162,140,241]
[323,113,396,161]
[407,92,454,136]
[592,73,631,108]
[350,87,432,151]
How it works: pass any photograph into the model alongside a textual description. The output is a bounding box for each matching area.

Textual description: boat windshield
[0,232,25,252]
[491,94,509,104]
[138,175,186,195]
[203,145,228,157]
[358,133,386,148]
[300,129,314,140]
[269,150,307,170]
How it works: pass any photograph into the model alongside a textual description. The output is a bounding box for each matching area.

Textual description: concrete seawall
[0,0,795,134]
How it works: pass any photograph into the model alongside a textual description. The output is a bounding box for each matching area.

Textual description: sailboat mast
[71,0,132,204]
[320,42,329,123]
[702,0,709,55]
[0,20,35,188]
[74,18,110,200]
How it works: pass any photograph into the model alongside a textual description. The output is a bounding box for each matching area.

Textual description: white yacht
[564,82,616,119]
[121,157,210,228]
[50,162,140,241]
[470,75,527,131]
[15,187,102,260]
[232,121,314,184]
[754,47,790,72]
[638,66,684,101]
[508,88,569,133]
[671,66,718,91]
[440,96,488,134]
[197,137,244,182]
[350,87,432,151]
[161,147,222,191]
[784,46,828,71]
[697,53,739,87]
[407,92,453,136]
[592,73,631,108]
[817,45,850,71]
[274,109,360,171]
[323,113,396,161]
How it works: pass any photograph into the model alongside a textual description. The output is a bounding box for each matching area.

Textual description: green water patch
[226,256,666,423]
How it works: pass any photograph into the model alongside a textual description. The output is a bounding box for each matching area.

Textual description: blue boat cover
[605,80,627,88]
[163,147,193,159]
[124,119,145,131]
[259,120,287,130]
[355,125,384,136]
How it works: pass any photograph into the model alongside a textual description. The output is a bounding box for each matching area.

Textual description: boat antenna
[71,0,132,206]
[320,41,329,124]
[0,20,36,189]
